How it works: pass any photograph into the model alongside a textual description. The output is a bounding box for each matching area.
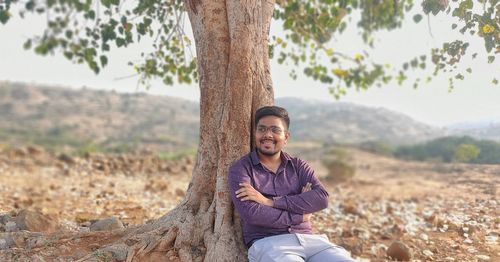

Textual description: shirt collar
[250,150,291,166]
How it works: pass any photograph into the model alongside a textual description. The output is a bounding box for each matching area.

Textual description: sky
[0,4,499,127]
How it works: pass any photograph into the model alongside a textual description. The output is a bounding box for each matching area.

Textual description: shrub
[322,148,355,182]
[453,143,480,163]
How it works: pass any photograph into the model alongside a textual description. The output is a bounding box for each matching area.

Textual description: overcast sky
[1,5,499,127]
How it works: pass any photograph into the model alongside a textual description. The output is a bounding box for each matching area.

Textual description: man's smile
[260,139,275,147]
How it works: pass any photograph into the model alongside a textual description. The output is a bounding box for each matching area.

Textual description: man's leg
[295,234,356,262]
[258,253,304,262]
[248,234,306,262]
[307,246,356,262]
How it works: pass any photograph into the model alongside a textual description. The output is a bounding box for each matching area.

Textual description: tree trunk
[126,0,276,261]
[0,1,276,261]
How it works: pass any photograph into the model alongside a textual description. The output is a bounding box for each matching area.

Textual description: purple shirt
[228,150,329,247]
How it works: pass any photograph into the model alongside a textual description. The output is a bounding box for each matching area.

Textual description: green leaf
[413,14,423,23]
[284,19,294,29]
[493,79,499,85]
[488,56,495,63]
[116,38,125,47]
[23,39,32,50]
[101,0,111,8]
[65,30,73,39]
[459,0,473,10]
[100,55,108,67]
[0,10,10,24]
[451,23,457,29]
[25,1,35,11]
[63,51,73,60]
[87,10,95,20]
[485,38,494,53]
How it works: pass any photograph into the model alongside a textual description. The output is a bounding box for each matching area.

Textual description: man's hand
[235,183,273,206]
[302,182,312,221]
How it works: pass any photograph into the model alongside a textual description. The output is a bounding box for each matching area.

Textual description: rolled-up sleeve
[272,160,329,214]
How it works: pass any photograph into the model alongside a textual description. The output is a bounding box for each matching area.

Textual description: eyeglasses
[256,125,285,135]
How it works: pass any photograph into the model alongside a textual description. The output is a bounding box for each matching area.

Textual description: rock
[0,235,16,249]
[386,241,412,261]
[0,239,7,250]
[341,229,353,237]
[101,244,129,261]
[81,221,92,227]
[420,233,429,242]
[27,145,44,155]
[79,227,90,233]
[5,221,18,232]
[58,153,76,165]
[0,213,12,224]
[175,188,186,197]
[423,249,434,257]
[390,224,404,235]
[370,244,388,257]
[90,217,124,232]
[15,210,58,233]
[448,220,461,231]
[343,201,359,216]
[485,232,498,244]
[353,228,370,240]
[11,147,28,157]
[476,255,491,261]
[459,225,476,236]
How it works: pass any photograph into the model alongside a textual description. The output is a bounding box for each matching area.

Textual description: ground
[0,144,498,261]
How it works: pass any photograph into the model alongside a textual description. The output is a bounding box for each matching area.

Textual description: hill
[277,97,444,145]
[0,81,445,152]
[0,82,199,152]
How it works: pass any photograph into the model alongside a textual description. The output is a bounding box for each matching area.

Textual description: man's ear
[284,131,290,143]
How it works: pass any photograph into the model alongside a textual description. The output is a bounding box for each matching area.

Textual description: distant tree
[453,143,481,162]
[0,0,498,260]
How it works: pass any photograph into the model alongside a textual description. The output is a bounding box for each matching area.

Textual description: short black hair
[255,106,290,130]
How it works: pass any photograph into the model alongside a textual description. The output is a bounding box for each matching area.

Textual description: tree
[454,143,480,163]
[0,0,498,261]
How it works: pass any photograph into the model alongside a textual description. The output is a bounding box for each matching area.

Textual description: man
[229,106,356,262]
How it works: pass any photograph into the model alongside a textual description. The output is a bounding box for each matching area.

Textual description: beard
[256,145,280,156]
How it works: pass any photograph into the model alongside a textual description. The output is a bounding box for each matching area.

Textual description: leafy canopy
[1,0,498,97]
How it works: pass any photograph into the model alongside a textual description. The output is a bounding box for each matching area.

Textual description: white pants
[248,234,356,262]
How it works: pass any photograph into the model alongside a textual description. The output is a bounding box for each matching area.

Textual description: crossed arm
[228,161,329,228]
[235,181,314,223]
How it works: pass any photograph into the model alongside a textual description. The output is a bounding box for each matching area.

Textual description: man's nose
[263,129,273,137]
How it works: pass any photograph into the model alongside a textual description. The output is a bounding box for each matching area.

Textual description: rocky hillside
[277,97,444,145]
[0,82,200,152]
[0,81,444,152]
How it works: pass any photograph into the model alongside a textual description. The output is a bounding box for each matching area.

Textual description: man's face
[255,115,289,157]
